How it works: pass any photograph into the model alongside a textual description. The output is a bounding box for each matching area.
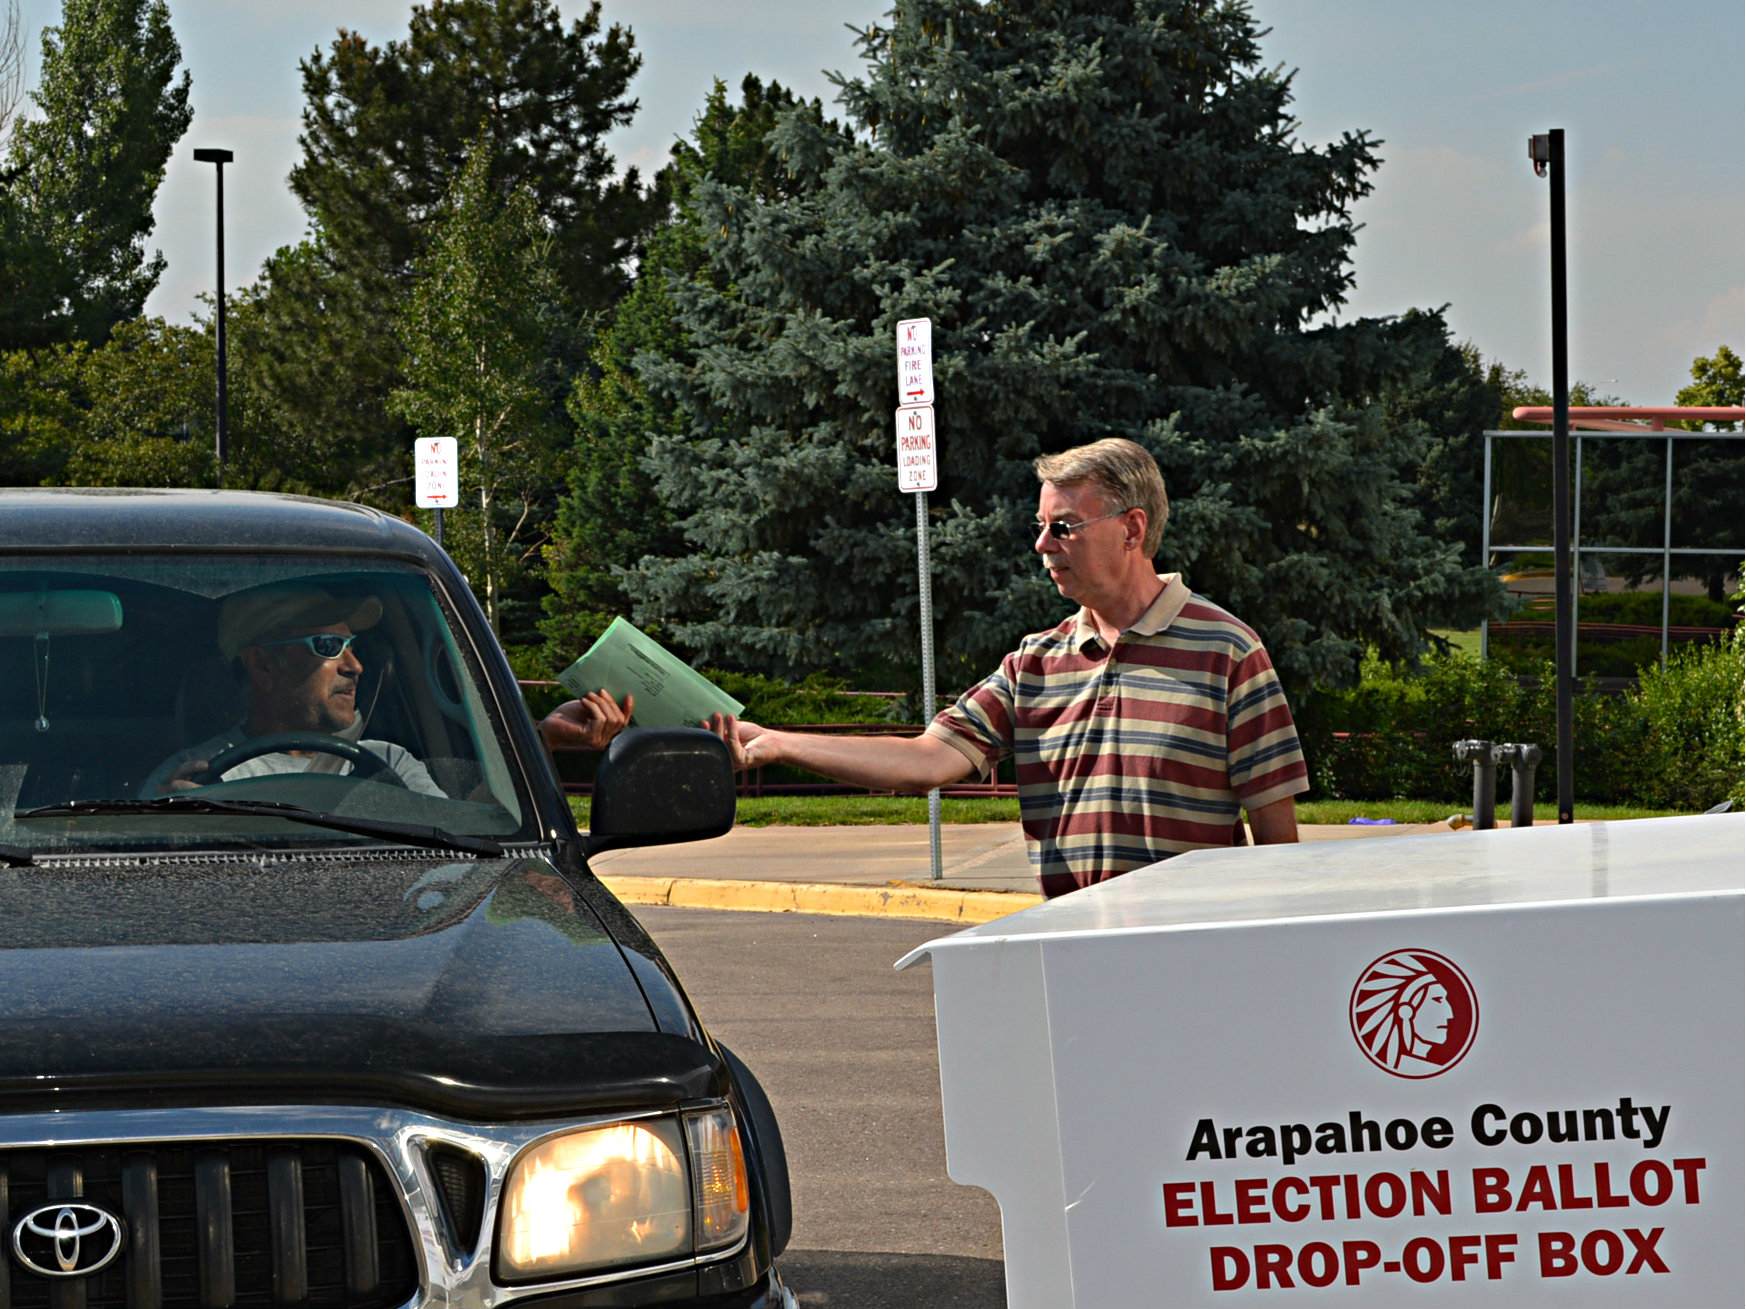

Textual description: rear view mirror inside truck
[0,589,123,636]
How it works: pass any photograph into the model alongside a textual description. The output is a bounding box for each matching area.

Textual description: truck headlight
[496,1110,751,1281]
[498,1120,689,1277]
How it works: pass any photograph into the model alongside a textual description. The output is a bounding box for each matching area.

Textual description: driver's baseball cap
[218,584,383,661]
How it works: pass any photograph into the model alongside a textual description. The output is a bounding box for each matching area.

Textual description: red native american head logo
[1350,949,1478,1079]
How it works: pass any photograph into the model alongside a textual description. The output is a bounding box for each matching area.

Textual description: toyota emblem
[11,1202,125,1278]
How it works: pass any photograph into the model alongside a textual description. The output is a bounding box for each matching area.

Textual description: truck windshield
[0,556,531,853]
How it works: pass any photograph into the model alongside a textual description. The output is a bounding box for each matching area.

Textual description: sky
[11,0,1744,407]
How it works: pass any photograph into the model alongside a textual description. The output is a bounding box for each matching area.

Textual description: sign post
[896,318,942,881]
[414,437,458,548]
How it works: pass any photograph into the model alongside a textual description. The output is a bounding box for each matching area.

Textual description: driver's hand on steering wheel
[155,759,210,795]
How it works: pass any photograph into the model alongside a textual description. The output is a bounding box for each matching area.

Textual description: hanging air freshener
[33,632,50,732]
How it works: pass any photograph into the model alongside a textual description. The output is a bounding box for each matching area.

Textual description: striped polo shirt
[926,573,1308,898]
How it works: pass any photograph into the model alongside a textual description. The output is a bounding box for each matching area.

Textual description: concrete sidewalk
[590,819,1466,924]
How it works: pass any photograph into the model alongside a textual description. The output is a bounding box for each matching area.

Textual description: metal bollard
[1492,743,1543,830]
[1451,739,1497,830]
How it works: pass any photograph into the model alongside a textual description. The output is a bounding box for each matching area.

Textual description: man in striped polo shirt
[708,438,1308,897]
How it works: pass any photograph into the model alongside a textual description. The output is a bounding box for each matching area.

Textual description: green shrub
[1573,591,1737,627]
[520,633,1741,811]
[1514,669,1656,805]
[1630,627,1745,810]
[511,651,913,728]
[1485,591,1738,678]
[1488,633,1680,679]
[1298,640,1741,810]
[699,671,912,726]
[1506,592,1735,627]
[1297,653,1527,803]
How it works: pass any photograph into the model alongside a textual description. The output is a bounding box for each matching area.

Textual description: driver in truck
[143,582,637,798]
[142,583,447,796]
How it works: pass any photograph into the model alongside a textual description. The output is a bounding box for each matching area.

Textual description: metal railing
[1481,428,1744,671]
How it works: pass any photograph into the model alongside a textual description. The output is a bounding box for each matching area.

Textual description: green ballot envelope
[556,617,744,730]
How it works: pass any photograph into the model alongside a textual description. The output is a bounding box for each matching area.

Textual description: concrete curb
[599,875,1044,925]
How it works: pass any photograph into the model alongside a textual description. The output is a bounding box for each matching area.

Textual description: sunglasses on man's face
[1032,509,1129,540]
[258,632,359,660]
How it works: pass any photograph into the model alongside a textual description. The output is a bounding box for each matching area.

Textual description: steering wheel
[192,733,407,788]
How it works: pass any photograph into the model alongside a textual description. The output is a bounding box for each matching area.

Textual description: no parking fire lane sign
[414,437,458,508]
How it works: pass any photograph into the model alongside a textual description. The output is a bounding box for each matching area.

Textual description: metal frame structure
[1480,427,1745,671]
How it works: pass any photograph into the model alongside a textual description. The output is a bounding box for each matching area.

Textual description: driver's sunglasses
[1033,509,1130,540]
[258,632,359,660]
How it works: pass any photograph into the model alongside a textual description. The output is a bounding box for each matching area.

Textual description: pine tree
[0,0,191,348]
[1383,317,1506,577]
[622,0,1498,691]
[542,75,838,661]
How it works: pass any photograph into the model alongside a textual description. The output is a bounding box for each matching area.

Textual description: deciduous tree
[1583,346,1743,600]
[0,0,190,348]
[1674,343,1742,422]
[228,235,410,499]
[0,0,24,148]
[291,0,650,313]
[392,137,567,636]
[60,316,223,486]
[241,0,651,536]
[0,341,84,486]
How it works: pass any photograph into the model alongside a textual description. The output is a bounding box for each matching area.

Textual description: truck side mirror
[584,727,736,858]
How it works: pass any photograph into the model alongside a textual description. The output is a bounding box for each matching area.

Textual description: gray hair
[1033,438,1169,556]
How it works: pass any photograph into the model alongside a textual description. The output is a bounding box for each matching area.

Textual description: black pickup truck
[0,489,793,1309]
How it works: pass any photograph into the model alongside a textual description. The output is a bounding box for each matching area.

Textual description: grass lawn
[567,794,1691,828]
[1428,627,1484,656]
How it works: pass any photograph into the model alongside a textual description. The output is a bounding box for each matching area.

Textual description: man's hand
[155,759,210,795]
[539,691,633,752]
[703,713,771,772]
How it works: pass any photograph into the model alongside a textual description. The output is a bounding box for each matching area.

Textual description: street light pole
[193,147,233,487]
[1530,129,1574,825]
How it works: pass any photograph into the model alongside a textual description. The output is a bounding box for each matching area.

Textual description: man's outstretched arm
[705,715,978,793]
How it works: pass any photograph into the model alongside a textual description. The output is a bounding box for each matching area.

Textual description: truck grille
[0,1142,419,1309]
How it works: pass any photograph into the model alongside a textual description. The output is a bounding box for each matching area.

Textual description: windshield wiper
[15,797,504,858]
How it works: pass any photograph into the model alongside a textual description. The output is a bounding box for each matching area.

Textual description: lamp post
[1529,129,1573,825]
[192,147,233,486]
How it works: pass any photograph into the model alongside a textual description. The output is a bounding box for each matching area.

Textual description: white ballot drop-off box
[897,815,1744,1308]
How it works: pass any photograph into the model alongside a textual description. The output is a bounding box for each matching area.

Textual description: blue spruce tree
[621,0,1498,691]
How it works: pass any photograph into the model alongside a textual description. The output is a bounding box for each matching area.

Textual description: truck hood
[0,854,718,1116]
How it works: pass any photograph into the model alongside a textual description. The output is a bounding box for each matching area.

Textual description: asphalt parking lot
[630,904,1008,1309]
